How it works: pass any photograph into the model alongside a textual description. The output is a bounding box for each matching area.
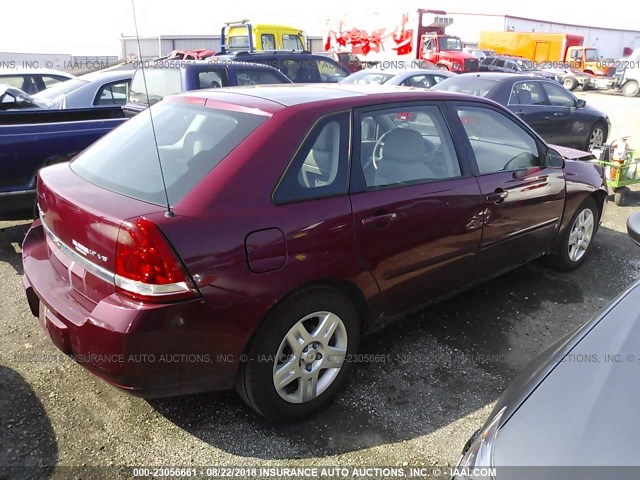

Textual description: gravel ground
[1,90,640,480]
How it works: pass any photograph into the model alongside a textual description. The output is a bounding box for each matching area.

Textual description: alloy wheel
[567,208,595,262]
[273,311,348,404]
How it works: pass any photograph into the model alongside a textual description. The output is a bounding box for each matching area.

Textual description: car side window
[401,75,431,88]
[508,82,546,106]
[282,34,304,51]
[95,80,130,105]
[457,106,542,174]
[261,34,276,50]
[280,59,318,82]
[359,106,462,189]
[198,70,228,89]
[316,60,347,82]
[542,82,576,107]
[41,75,68,88]
[234,68,286,85]
[273,113,350,204]
[494,58,505,68]
[506,61,518,71]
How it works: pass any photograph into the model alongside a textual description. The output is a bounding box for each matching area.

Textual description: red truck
[325,9,479,73]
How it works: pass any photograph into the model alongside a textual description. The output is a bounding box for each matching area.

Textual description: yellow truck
[478,31,615,76]
[220,20,306,53]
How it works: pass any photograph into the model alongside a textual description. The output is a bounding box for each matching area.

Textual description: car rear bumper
[22,220,258,398]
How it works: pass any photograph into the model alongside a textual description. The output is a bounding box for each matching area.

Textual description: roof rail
[233,50,310,56]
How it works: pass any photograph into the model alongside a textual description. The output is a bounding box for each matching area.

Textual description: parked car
[213,51,350,83]
[455,212,640,475]
[122,60,291,117]
[315,51,364,73]
[464,48,489,61]
[432,73,610,150]
[0,68,74,94]
[340,68,455,88]
[33,70,133,109]
[0,107,126,219]
[22,85,607,421]
[479,55,558,81]
[0,85,47,111]
[542,64,595,91]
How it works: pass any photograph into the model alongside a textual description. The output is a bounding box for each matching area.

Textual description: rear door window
[198,70,229,89]
[273,113,350,203]
[129,69,182,105]
[279,59,320,82]
[71,102,268,206]
[94,80,130,105]
[234,68,288,85]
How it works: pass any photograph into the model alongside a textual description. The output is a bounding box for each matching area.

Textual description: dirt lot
[1,89,640,479]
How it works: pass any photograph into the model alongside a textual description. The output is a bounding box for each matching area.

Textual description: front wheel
[546,198,598,271]
[586,122,607,151]
[236,286,361,421]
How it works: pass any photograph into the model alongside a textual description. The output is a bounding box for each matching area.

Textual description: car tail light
[114,217,198,302]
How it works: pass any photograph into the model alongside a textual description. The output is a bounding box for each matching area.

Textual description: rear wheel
[614,187,631,206]
[622,80,640,97]
[563,77,578,91]
[546,198,598,271]
[236,286,361,421]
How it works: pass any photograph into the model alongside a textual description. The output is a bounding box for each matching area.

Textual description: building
[446,13,640,59]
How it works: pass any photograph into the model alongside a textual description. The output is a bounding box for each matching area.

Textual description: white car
[0,68,74,94]
[339,68,455,88]
[33,70,132,109]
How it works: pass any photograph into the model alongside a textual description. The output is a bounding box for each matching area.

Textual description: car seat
[375,128,430,186]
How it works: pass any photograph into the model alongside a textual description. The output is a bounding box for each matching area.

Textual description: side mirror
[628,212,640,246]
[576,99,586,108]
[546,148,565,168]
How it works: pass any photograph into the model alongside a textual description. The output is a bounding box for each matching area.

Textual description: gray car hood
[494,281,640,467]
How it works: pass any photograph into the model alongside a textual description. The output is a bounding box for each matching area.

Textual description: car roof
[180,83,492,111]
[145,59,281,71]
[0,68,75,78]
[78,70,133,82]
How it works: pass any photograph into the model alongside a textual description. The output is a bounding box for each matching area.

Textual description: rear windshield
[71,101,267,206]
[431,77,498,97]
[129,69,182,105]
[33,78,89,100]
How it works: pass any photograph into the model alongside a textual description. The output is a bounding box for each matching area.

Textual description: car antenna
[131,0,174,218]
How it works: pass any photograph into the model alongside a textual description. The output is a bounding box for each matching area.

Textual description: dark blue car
[432,72,610,151]
[122,60,291,117]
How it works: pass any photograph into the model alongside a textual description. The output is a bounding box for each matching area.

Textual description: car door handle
[515,111,525,117]
[486,190,508,204]
[553,112,564,117]
[362,212,398,228]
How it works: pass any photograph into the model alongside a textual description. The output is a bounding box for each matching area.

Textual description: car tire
[622,80,640,97]
[614,187,631,206]
[236,286,361,422]
[586,122,607,151]
[563,77,578,91]
[546,197,598,272]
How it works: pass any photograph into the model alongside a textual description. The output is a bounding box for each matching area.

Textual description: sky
[2,0,639,56]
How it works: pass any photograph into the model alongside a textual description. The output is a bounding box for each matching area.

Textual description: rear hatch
[35,95,269,304]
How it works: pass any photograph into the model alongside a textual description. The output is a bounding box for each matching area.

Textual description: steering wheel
[503,152,533,171]
[372,130,395,169]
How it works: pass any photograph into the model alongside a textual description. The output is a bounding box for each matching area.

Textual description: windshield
[71,101,267,206]
[33,78,89,100]
[339,71,394,85]
[585,49,599,62]
[431,76,497,97]
[440,36,462,51]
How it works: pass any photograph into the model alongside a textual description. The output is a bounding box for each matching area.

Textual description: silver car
[455,212,640,478]
[339,68,455,88]
[33,70,132,109]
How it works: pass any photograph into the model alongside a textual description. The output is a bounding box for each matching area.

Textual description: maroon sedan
[22,85,607,421]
